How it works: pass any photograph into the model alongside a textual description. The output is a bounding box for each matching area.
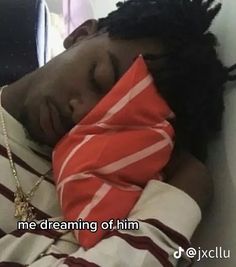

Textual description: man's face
[21,21,162,147]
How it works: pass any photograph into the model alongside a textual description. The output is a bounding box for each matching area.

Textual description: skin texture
[1,20,212,212]
[164,150,213,212]
[1,20,164,147]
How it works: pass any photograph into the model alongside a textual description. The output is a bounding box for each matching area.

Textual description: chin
[33,131,58,147]
[20,105,55,147]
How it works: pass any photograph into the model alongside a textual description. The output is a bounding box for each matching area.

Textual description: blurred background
[45,0,118,57]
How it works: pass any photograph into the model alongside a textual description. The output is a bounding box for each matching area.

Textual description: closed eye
[89,63,103,94]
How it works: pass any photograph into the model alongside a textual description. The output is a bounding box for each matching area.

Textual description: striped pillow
[53,55,175,249]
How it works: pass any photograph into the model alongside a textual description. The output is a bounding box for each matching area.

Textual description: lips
[47,99,67,137]
[40,98,67,141]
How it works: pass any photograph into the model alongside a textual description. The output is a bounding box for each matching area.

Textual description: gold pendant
[14,189,35,221]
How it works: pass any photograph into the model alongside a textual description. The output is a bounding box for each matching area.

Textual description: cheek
[70,90,102,124]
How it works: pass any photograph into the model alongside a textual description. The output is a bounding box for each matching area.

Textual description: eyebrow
[107,51,120,84]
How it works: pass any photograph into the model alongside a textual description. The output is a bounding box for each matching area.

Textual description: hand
[163,150,213,213]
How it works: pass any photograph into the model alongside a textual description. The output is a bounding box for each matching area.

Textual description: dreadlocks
[98,0,236,161]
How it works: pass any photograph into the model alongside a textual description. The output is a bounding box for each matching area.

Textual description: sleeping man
[0,0,235,266]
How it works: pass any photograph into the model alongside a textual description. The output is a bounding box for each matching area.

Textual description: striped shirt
[0,107,201,267]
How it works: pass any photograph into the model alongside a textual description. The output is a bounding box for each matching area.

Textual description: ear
[63,19,98,49]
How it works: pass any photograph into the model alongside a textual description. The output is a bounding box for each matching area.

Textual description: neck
[1,73,34,121]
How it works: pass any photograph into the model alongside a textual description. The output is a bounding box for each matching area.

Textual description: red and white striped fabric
[53,55,175,249]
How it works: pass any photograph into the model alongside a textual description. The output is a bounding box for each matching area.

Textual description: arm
[31,152,209,267]
[164,150,213,213]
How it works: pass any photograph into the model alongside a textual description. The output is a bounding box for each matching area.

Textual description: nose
[69,95,100,124]
[69,98,83,124]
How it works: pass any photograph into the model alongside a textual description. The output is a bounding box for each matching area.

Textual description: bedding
[53,55,175,249]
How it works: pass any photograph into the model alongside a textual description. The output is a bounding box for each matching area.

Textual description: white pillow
[192,1,236,266]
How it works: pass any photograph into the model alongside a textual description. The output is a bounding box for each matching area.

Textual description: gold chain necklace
[0,85,51,221]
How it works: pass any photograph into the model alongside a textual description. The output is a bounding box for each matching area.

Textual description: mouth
[40,98,67,142]
[48,99,68,137]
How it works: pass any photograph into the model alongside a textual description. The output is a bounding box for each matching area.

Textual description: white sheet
[192,1,236,266]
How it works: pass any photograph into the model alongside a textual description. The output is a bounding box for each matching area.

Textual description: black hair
[98,0,236,162]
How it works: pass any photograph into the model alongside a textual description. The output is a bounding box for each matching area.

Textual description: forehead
[80,33,164,75]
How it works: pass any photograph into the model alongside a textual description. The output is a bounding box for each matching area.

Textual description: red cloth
[53,55,175,249]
